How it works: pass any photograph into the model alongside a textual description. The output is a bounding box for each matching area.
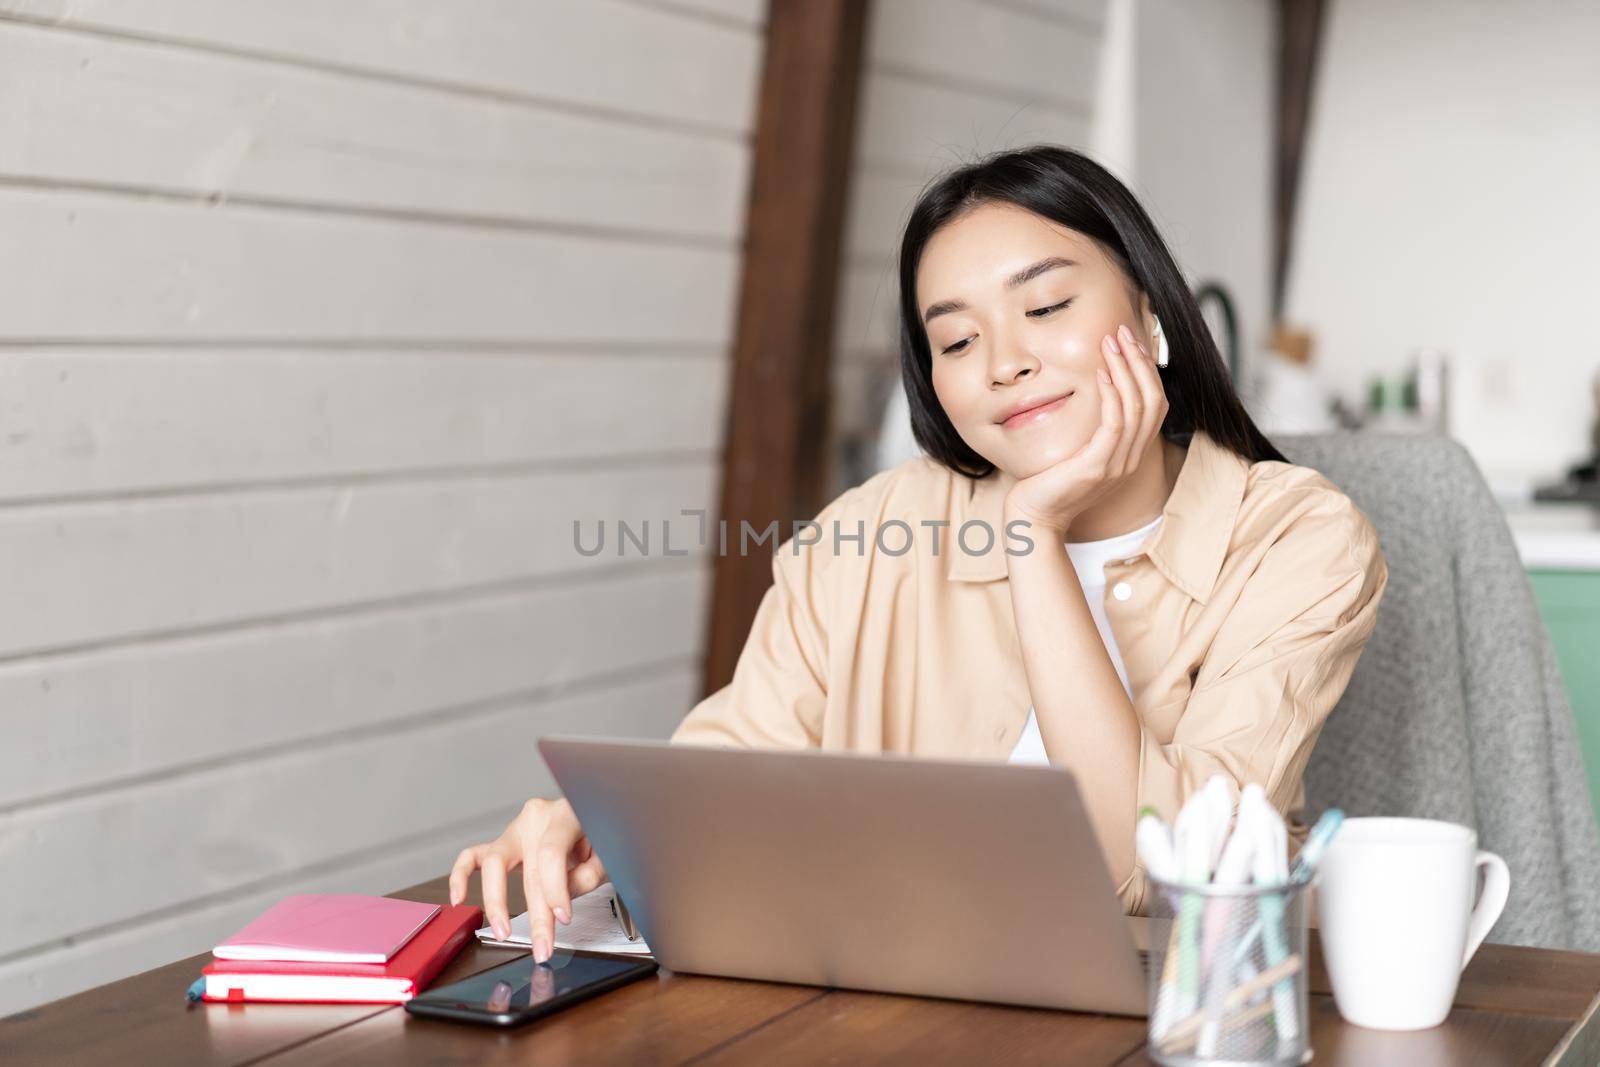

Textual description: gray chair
[1279,432,1600,951]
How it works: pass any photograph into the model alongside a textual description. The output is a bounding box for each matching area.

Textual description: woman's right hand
[1002,326,1167,538]
[448,797,608,963]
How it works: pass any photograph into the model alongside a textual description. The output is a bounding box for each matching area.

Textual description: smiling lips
[998,392,1073,429]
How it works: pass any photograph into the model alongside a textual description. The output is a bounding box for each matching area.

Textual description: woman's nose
[986,334,1039,387]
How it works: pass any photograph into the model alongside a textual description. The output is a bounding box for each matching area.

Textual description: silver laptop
[537,736,1147,1015]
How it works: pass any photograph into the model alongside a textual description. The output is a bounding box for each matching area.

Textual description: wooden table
[6,874,1599,1066]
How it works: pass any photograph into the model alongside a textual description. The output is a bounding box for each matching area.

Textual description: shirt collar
[944,430,1250,604]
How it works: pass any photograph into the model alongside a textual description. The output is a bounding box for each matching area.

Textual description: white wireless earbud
[1152,316,1170,368]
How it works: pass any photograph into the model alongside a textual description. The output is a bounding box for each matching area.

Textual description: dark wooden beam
[1273,0,1327,321]
[702,0,870,697]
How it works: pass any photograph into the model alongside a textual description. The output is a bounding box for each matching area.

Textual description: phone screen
[406,952,656,1025]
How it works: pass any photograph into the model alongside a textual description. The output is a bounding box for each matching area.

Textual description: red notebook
[214,894,440,963]
[200,904,483,1003]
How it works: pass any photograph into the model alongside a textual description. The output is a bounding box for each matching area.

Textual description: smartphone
[404,952,658,1028]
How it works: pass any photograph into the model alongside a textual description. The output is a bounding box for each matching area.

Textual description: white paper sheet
[473,882,652,956]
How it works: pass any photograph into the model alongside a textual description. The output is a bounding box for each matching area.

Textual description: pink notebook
[213,895,441,964]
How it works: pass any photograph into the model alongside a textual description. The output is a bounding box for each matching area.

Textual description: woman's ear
[1133,291,1169,367]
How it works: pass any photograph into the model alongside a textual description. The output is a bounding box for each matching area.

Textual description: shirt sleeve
[668,500,844,750]
[1124,493,1389,913]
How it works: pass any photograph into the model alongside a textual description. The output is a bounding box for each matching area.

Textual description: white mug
[1317,817,1510,1030]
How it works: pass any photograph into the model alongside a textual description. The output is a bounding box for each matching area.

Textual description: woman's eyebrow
[922,256,1080,324]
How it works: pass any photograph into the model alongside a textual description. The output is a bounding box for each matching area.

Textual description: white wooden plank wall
[0,0,762,1014]
[830,0,1108,495]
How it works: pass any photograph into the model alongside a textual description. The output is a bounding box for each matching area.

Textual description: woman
[449,145,1388,964]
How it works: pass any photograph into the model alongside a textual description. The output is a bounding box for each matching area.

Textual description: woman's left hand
[1003,324,1169,536]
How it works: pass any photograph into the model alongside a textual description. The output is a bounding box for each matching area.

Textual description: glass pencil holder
[1143,874,1312,1067]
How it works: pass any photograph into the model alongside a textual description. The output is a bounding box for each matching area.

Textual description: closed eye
[939,298,1074,355]
[1026,298,1074,318]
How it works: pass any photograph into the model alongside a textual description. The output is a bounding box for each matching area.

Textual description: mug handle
[1461,850,1511,970]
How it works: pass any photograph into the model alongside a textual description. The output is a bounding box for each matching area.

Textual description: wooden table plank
[1297,930,1600,1020]
[1116,995,1574,1067]
[1307,997,1576,1067]
[277,968,826,1066]
[0,952,389,1067]
[688,985,1148,1066]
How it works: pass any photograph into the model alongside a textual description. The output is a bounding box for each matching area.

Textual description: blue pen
[1289,808,1344,883]
[1224,809,1345,980]
[186,977,206,1004]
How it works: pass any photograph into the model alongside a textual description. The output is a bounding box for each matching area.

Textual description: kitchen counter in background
[1507,500,1600,570]
[1504,502,1600,819]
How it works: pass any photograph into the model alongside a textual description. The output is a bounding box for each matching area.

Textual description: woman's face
[917,201,1156,479]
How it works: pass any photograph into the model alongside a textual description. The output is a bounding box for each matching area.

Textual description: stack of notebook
[196,894,483,1003]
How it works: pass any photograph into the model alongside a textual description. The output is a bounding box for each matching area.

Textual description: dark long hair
[896,144,1285,477]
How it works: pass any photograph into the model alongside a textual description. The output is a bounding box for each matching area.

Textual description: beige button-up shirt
[670,431,1388,915]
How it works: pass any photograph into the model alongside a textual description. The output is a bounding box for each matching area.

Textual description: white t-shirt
[1008,514,1164,765]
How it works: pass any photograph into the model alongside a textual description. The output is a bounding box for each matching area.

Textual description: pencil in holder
[1144,874,1312,1067]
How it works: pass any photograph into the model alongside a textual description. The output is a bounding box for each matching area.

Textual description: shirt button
[1112,581,1133,601]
